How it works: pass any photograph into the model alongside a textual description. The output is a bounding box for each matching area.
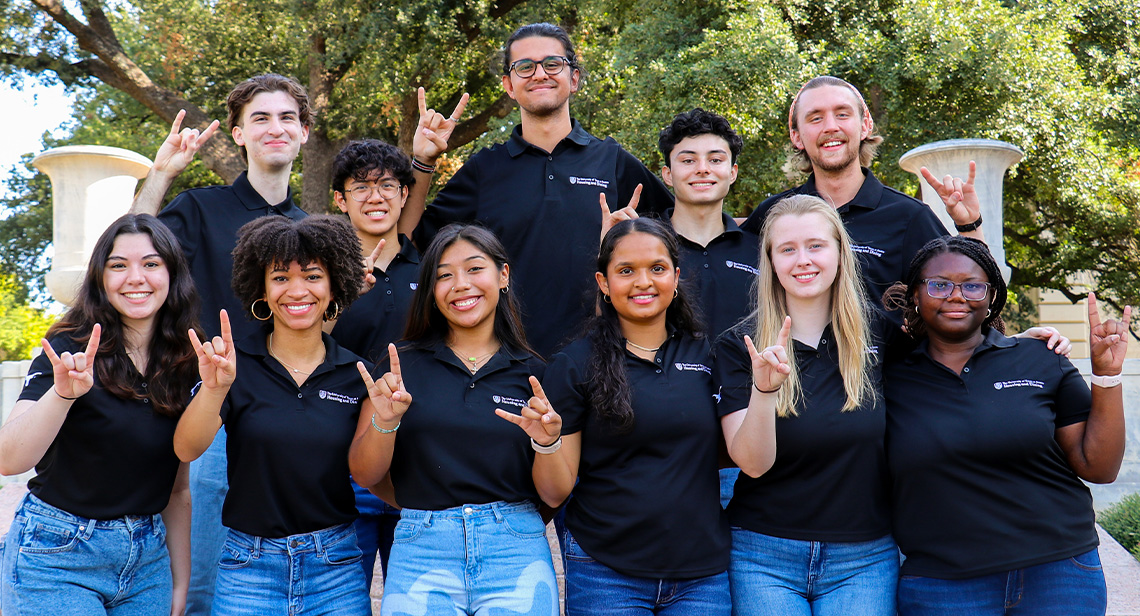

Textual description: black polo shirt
[885,330,1098,579]
[383,342,545,511]
[714,319,892,542]
[159,171,307,340]
[546,333,730,579]
[215,329,368,538]
[414,121,674,357]
[740,169,948,303]
[330,235,420,364]
[19,335,182,519]
[670,209,759,337]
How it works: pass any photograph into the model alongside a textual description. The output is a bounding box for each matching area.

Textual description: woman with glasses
[882,235,1128,616]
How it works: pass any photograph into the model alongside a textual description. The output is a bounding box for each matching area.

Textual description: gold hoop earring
[324,301,341,322]
[251,299,272,321]
[673,288,679,299]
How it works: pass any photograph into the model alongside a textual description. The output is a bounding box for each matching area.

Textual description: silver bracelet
[371,414,400,434]
[531,436,562,454]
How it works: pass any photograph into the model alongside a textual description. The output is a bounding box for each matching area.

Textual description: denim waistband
[399,500,538,525]
[20,493,162,537]
[226,522,356,556]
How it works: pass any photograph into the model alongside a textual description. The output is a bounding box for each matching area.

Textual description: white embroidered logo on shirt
[24,371,42,387]
[851,245,885,258]
[993,380,1044,390]
[492,394,527,408]
[674,362,712,375]
[569,176,610,188]
[725,260,760,276]
[319,390,360,404]
[409,283,418,290]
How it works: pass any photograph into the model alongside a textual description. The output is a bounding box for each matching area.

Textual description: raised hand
[746,316,792,393]
[43,323,101,400]
[495,376,562,446]
[411,87,470,164]
[361,238,386,295]
[152,109,221,177]
[189,310,236,390]
[599,184,643,242]
[921,160,980,227]
[1088,292,1131,376]
[359,344,412,424]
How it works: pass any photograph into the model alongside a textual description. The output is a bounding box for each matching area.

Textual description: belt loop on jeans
[251,535,262,559]
[490,502,504,523]
[313,529,325,556]
[423,510,434,527]
[77,518,95,541]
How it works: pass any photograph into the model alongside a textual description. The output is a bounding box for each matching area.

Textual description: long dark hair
[586,218,703,432]
[47,214,202,417]
[883,235,1007,338]
[403,224,535,357]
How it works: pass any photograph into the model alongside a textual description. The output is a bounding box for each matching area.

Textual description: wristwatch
[955,216,983,233]
[1090,373,1123,388]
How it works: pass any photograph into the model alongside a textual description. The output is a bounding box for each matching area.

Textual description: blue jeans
[211,523,370,615]
[719,468,740,509]
[381,501,558,616]
[351,480,399,588]
[564,530,729,616]
[897,549,1107,616]
[187,427,228,615]
[729,528,898,616]
[0,493,171,615]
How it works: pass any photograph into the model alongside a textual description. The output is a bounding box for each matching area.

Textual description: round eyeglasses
[507,56,571,79]
[343,182,402,202]
[923,278,991,301]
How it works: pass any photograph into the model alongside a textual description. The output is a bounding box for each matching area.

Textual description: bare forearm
[531,450,575,508]
[130,168,178,215]
[173,388,227,461]
[398,169,433,237]
[726,392,778,478]
[162,467,191,614]
[1077,386,1126,482]
[348,425,398,488]
[0,395,72,476]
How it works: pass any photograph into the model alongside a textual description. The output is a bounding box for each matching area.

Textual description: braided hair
[883,235,1007,338]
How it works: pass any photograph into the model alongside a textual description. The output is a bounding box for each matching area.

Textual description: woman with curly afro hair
[174,214,380,614]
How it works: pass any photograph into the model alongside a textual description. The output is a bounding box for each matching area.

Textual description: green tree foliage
[0,275,56,361]
[1,0,1137,315]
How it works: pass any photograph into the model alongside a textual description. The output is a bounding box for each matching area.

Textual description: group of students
[0,19,1131,616]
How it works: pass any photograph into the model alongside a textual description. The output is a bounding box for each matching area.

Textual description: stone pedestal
[898,139,1023,282]
[33,146,152,306]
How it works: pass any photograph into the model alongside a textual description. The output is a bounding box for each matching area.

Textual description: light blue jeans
[897,549,1107,616]
[381,501,559,616]
[564,530,730,616]
[729,528,899,616]
[211,523,371,615]
[187,426,227,615]
[0,493,171,615]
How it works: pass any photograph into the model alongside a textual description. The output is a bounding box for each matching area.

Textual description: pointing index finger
[219,309,234,351]
[169,109,186,138]
[776,315,792,349]
[919,166,944,192]
[528,375,548,402]
[417,87,427,119]
[1087,292,1102,330]
[368,238,385,265]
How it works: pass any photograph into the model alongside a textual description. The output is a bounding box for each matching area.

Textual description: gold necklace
[451,346,498,373]
[625,339,664,353]
[268,333,323,375]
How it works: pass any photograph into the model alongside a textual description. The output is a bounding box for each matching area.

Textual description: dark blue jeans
[897,549,1107,616]
[564,530,730,616]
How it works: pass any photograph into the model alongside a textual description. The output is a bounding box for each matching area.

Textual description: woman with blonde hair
[713,193,895,615]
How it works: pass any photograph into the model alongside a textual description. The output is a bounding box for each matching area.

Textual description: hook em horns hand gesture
[412,87,470,165]
[746,316,793,394]
[920,160,980,228]
[496,376,562,447]
[359,344,412,425]
[43,323,102,400]
[1088,292,1132,377]
[153,109,221,177]
[189,310,236,391]
[599,184,643,243]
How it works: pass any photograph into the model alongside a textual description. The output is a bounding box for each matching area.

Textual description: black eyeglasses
[341,182,402,202]
[923,278,991,301]
[507,56,571,78]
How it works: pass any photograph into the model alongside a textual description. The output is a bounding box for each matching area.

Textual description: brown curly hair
[231,215,363,321]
